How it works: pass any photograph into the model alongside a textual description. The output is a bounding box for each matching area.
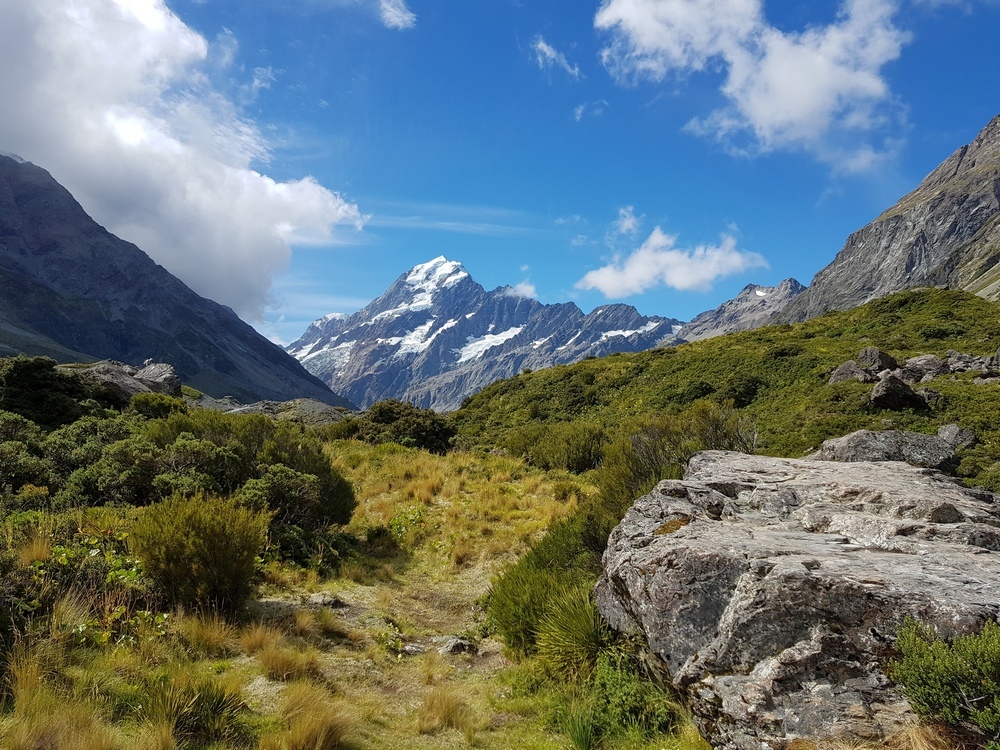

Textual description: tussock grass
[416,683,477,739]
[173,611,236,657]
[240,623,283,654]
[259,680,350,750]
[17,531,51,568]
[257,645,321,681]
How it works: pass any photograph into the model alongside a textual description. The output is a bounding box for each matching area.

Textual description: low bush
[891,618,1000,737]
[333,399,456,454]
[129,493,270,610]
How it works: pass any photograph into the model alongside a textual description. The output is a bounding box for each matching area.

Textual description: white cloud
[0,0,365,321]
[594,0,911,169]
[614,206,640,235]
[532,35,582,79]
[573,99,609,122]
[379,0,416,29]
[576,227,766,296]
[503,281,538,299]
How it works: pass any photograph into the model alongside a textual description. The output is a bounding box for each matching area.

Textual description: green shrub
[130,392,187,419]
[130,493,270,610]
[487,564,565,657]
[591,647,679,737]
[891,618,1000,736]
[351,399,456,454]
[0,356,126,427]
[504,422,606,473]
[536,585,609,680]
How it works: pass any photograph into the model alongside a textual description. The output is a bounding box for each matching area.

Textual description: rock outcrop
[777,115,1000,322]
[596,450,1000,750]
[72,360,182,400]
[809,429,958,472]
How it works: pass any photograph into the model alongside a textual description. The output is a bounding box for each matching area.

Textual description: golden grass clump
[258,681,350,750]
[416,683,477,739]
[17,530,51,568]
[257,645,321,681]
[240,623,283,655]
[173,612,236,657]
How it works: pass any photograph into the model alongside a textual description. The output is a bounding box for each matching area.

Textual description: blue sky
[1,1,998,344]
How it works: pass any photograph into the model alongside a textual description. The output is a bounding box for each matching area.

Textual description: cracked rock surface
[596,451,1000,750]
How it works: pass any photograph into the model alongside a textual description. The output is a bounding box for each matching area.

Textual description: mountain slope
[453,287,1000,466]
[288,257,682,410]
[778,115,1000,322]
[0,155,353,408]
[665,278,805,343]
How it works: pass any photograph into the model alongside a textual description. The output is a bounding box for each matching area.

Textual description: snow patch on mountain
[599,320,664,342]
[456,326,524,363]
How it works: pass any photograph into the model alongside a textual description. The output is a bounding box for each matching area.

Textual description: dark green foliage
[590,647,678,737]
[486,517,599,656]
[144,674,248,745]
[130,493,270,610]
[236,462,354,530]
[486,563,565,656]
[336,399,456,454]
[0,356,125,427]
[130,391,188,419]
[891,618,1000,737]
[503,421,606,473]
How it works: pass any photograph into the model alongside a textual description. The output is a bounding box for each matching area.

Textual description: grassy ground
[0,440,706,749]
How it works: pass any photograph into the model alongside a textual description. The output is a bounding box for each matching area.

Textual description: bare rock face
[777,115,1000,322]
[810,429,958,472]
[75,360,183,400]
[596,451,1000,750]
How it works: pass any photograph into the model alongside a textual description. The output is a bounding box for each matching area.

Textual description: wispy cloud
[365,200,545,237]
[0,0,365,321]
[594,0,912,171]
[577,227,766,296]
[573,99,609,122]
[532,35,582,79]
[613,206,641,235]
[379,0,416,30]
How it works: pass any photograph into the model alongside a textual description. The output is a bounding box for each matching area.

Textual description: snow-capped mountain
[288,257,682,410]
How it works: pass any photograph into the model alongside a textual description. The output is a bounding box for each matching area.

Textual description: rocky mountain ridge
[778,114,1000,322]
[0,155,353,408]
[288,257,683,410]
[663,278,805,343]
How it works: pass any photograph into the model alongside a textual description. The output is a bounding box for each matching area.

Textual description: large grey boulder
[810,429,957,472]
[596,451,1000,750]
[901,354,950,384]
[857,347,898,373]
[827,360,875,385]
[135,362,182,397]
[869,372,926,410]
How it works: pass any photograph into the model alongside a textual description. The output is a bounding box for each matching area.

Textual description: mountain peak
[405,257,469,290]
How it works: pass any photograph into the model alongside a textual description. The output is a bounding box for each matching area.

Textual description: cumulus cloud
[577,228,766,297]
[594,0,911,169]
[379,0,416,29]
[0,0,365,321]
[532,36,582,79]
